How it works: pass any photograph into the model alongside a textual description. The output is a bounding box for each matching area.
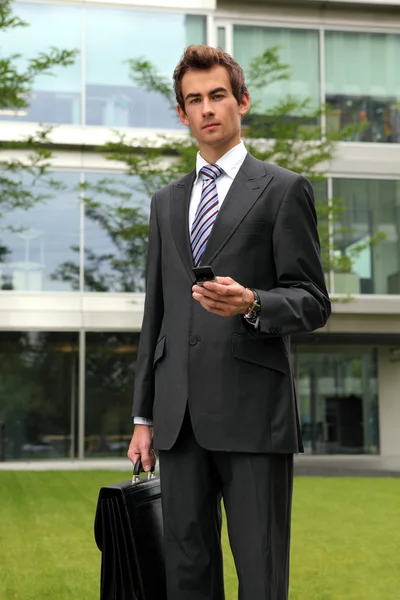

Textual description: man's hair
[173,45,248,111]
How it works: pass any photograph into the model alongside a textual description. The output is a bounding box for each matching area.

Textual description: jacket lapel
[170,169,196,280]
[200,154,274,266]
[170,154,274,276]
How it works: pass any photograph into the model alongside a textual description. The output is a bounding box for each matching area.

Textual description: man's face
[177,65,250,152]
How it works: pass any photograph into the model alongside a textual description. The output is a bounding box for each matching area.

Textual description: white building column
[378,347,400,457]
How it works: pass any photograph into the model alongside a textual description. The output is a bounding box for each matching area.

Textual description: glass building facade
[0,334,381,461]
[293,345,379,455]
[2,171,400,296]
[1,0,400,462]
[0,3,207,128]
[0,3,399,143]
[325,32,400,143]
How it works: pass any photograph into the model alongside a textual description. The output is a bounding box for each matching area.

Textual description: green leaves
[0,0,79,111]
[119,47,383,285]
[127,57,175,109]
[247,46,291,90]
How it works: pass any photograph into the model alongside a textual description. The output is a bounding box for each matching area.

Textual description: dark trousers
[158,410,294,600]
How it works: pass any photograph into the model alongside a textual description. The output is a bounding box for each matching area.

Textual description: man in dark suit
[128,45,331,600]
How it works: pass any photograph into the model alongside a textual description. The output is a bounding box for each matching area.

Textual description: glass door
[293,345,379,454]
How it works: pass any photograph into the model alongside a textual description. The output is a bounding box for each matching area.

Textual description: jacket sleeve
[254,175,331,336]
[131,194,164,420]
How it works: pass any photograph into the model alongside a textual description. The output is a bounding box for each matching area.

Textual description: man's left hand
[192,276,254,317]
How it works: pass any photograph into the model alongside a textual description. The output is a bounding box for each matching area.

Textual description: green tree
[97,48,383,289]
[51,176,150,292]
[0,0,79,288]
[0,3,383,293]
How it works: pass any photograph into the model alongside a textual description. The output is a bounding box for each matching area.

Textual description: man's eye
[190,98,200,104]
[213,94,224,100]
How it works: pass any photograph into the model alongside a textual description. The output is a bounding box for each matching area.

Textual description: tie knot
[200,164,223,181]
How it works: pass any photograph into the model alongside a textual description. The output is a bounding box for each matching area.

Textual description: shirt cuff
[134,417,153,426]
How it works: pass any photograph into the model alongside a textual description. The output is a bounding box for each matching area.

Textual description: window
[0,332,79,461]
[85,332,140,458]
[311,180,330,289]
[0,3,82,125]
[85,8,206,128]
[332,179,400,294]
[0,171,80,292]
[234,26,320,114]
[325,32,400,143]
[217,27,226,51]
[293,345,379,455]
[83,172,150,292]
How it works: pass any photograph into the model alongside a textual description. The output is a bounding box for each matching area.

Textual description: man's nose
[202,98,215,116]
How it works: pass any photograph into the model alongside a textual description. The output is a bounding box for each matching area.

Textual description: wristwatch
[243,289,261,324]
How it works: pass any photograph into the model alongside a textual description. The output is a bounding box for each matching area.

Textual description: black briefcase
[94,461,166,600]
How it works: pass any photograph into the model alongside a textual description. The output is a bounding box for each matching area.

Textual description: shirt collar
[195,141,247,182]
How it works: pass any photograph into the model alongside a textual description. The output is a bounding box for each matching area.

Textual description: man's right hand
[127,425,155,472]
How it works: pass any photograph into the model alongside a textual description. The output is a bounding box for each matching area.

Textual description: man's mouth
[203,123,219,130]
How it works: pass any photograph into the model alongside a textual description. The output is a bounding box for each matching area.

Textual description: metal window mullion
[78,329,86,460]
[327,176,335,294]
[225,22,234,56]
[79,171,85,293]
[81,6,87,126]
[319,28,326,136]
[70,351,76,459]
[206,13,216,47]
[78,167,86,460]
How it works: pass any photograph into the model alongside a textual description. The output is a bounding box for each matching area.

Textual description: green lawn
[0,472,399,600]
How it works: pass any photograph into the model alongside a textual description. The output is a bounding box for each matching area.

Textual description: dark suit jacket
[132,153,331,454]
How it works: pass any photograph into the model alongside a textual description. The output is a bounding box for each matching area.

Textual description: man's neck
[198,138,241,164]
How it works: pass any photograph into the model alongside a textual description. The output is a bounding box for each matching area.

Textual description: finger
[213,276,234,286]
[127,448,141,466]
[141,449,152,472]
[192,284,206,294]
[193,290,222,303]
[199,294,244,312]
[198,298,232,316]
[192,285,223,301]
[194,285,240,302]
[203,281,241,296]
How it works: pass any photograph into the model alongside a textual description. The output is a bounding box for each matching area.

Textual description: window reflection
[85,332,139,458]
[326,32,400,143]
[234,25,320,128]
[293,345,379,455]
[311,180,330,288]
[0,3,82,125]
[333,179,400,294]
[83,173,150,292]
[0,332,79,461]
[85,9,206,127]
[0,172,80,292]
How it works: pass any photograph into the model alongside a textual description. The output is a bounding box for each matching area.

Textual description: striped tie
[191,164,224,267]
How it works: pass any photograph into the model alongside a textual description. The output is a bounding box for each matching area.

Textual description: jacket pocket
[231,333,287,374]
[236,221,267,235]
[153,335,166,366]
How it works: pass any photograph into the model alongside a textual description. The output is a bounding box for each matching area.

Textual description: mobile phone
[192,265,216,286]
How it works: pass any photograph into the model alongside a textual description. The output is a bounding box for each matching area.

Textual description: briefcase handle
[132,457,156,484]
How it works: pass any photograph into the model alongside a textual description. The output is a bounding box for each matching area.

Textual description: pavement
[1,454,400,477]
[294,454,400,477]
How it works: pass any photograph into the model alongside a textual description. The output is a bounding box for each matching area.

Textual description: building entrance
[292,345,379,454]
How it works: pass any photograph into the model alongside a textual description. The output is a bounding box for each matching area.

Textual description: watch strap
[243,288,261,323]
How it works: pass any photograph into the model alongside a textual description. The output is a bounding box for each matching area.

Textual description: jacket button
[189,336,198,346]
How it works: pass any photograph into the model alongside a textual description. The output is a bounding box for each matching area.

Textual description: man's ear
[177,104,190,127]
[238,91,251,118]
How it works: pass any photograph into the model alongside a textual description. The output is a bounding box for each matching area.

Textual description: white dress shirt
[134,142,248,426]
[189,141,248,228]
